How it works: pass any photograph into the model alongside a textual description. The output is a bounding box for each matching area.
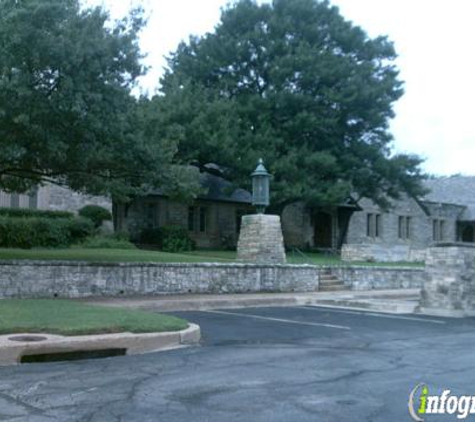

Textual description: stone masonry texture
[0,261,423,298]
[420,245,475,316]
[341,244,427,263]
[237,214,286,264]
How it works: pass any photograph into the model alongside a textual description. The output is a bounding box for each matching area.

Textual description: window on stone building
[398,216,411,239]
[366,214,373,237]
[10,193,19,208]
[398,217,404,239]
[440,220,445,240]
[188,207,195,231]
[145,203,158,228]
[433,219,445,241]
[406,217,411,239]
[199,207,207,233]
[28,189,38,209]
[375,214,381,237]
[188,206,208,233]
[366,213,381,238]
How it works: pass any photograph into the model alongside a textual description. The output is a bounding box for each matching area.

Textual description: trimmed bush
[78,205,112,228]
[139,225,195,252]
[0,217,94,249]
[78,234,137,250]
[0,207,73,219]
[67,217,96,242]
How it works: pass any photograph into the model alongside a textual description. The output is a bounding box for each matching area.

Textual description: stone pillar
[419,244,475,317]
[237,214,286,264]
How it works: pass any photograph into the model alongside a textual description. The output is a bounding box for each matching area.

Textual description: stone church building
[342,176,475,261]
[113,174,475,260]
[2,175,475,262]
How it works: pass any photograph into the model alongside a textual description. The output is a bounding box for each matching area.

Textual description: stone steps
[319,272,347,292]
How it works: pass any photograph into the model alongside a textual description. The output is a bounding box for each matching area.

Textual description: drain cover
[8,335,47,342]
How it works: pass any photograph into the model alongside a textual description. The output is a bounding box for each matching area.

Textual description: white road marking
[202,310,351,330]
[298,306,446,325]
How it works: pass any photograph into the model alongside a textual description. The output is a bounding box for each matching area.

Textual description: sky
[86,0,475,177]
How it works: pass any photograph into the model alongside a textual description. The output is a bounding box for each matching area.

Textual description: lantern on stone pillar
[251,158,270,214]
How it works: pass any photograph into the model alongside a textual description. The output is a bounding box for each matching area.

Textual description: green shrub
[139,228,162,246]
[78,234,137,250]
[0,207,73,219]
[0,216,94,248]
[139,225,195,252]
[36,218,71,247]
[66,217,95,243]
[113,230,131,242]
[78,205,112,228]
[0,218,30,248]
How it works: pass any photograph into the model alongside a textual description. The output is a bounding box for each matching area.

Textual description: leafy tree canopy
[0,0,198,200]
[154,0,426,210]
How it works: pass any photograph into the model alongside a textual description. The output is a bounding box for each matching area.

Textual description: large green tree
[154,0,426,211]
[0,0,194,200]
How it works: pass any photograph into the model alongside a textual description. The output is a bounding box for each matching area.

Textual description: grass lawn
[0,247,424,267]
[0,300,188,336]
[0,247,233,263]
[185,249,344,265]
[182,250,423,267]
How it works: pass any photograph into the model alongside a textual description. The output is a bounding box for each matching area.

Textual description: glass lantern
[251,158,270,214]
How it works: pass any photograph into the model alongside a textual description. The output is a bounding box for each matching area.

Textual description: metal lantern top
[251,158,269,178]
[251,158,270,214]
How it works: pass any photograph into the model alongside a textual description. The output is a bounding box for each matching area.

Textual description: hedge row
[0,207,73,219]
[0,217,94,248]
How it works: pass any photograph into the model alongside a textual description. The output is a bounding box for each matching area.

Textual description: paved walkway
[84,289,420,314]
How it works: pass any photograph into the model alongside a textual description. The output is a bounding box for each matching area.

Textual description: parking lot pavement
[0,307,474,421]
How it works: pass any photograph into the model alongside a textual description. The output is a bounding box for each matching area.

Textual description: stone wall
[341,243,427,263]
[419,245,475,317]
[0,261,317,298]
[0,261,424,299]
[327,265,425,290]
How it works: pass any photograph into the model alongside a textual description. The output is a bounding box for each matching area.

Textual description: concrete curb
[307,302,417,314]
[84,289,421,313]
[0,323,200,367]
[416,307,475,318]
[309,299,418,314]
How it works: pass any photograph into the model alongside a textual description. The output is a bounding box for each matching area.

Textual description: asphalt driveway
[0,306,474,421]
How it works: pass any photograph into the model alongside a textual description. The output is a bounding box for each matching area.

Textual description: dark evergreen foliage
[153,0,426,209]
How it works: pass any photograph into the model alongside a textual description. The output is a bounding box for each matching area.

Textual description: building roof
[423,176,475,220]
[199,172,252,204]
[150,170,252,205]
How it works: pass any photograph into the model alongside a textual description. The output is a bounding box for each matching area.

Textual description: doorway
[314,211,333,248]
[461,225,475,242]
